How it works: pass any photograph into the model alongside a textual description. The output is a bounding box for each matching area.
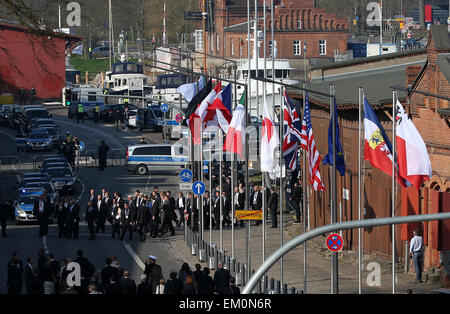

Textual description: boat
[235,58,301,118]
[104,59,152,97]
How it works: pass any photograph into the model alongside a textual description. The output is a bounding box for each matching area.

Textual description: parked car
[30,118,58,130]
[92,46,113,58]
[43,166,76,194]
[18,177,51,189]
[24,108,50,127]
[23,181,59,205]
[32,127,62,148]
[41,162,71,172]
[26,131,53,152]
[14,188,45,224]
[20,172,51,183]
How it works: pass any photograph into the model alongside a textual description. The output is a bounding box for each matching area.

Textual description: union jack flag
[301,93,325,191]
[283,90,302,171]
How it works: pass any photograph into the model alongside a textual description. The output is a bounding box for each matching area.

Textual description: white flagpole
[220,130,223,252]
[392,90,397,294]
[209,136,212,246]
[271,0,275,116]
[358,87,363,294]
[280,87,284,287]
[302,83,307,294]
[246,0,252,281]
[231,147,235,259]
[254,0,259,119]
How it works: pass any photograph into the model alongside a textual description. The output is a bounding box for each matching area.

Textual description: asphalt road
[0,107,185,294]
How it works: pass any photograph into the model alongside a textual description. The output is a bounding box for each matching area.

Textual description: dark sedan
[100,104,137,122]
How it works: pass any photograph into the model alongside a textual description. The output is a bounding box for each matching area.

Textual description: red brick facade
[404,26,450,273]
[200,0,348,60]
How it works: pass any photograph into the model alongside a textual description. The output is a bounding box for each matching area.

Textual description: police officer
[94,104,100,123]
[89,47,92,59]
[77,103,85,124]
[103,89,109,104]
[157,91,162,106]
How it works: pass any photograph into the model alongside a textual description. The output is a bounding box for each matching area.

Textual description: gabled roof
[437,53,450,83]
[429,25,450,50]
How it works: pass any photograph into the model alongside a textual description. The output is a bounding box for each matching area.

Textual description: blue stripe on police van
[127,156,188,162]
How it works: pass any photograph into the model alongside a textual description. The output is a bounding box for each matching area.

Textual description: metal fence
[184,225,300,294]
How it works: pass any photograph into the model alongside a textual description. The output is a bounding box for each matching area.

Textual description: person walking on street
[252,185,262,226]
[182,275,198,294]
[267,187,279,228]
[0,200,11,237]
[85,201,96,240]
[42,253,60,294]
[144,255,163,293]
[24,257,38,294]
[119,202,134,241]
[197,267,214,294]
[155,279,165,294]
[137,274,152,294]
[410,229,424,283]
[94,194,106,233]
[213,263,230,294]
[98,140,109,171]
[56,200,68,238]
[7,252,23,294]
[33,194,50,238]
[66,200,80,239]
[290,182,302,223]
[159,194,175,236]
[30,86,37,104]
[74,249,96,294]
[77,103,85,124]
[226,277,240,294]
[164,270,183,294]
[94,104,101,123]
[121,270,136,294]
[110,199,121,238]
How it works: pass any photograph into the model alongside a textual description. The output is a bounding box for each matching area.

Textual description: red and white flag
[261,98,279,174]
[188,82,222,145]
[223,103,246,158]
[395,100,431,189]
[207,84,233,134]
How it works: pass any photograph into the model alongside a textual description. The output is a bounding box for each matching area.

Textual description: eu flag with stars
[323,97,345,176]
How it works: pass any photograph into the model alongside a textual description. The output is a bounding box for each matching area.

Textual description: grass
[69,56,139,81]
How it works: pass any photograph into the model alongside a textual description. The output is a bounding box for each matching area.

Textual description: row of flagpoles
[177,71,433,293]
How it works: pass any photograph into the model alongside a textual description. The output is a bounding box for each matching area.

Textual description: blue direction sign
[160,103,169,113]
[192,181,206,196]
[78,141,85,152]
[179,169,193,183]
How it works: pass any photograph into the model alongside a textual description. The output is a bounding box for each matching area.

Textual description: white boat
[105,61,152,98]
[235,58,301,118]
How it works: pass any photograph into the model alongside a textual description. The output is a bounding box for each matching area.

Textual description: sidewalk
[166,214,442,294]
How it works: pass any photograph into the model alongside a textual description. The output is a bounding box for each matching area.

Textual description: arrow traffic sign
[160,104,169,113]
[78,141,85,152]
[192,181,206,195]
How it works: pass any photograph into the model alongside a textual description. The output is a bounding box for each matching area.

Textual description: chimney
[405,65,422,87]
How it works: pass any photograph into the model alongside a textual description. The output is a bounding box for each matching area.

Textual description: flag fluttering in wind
[261,97,279,175]
[177,76,205,103]
[300,93,325,191]
[183,79,212,126]
[283,90,302,171]
[207,84,233,134]
[395,100,431,189]
[188,82,222,145]
[223,92,246,158]
[363,97,408,187]
[323,97,345,176]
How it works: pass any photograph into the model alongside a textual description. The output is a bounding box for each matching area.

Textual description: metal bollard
[225,256,231,271]
[283,284,288,294]
[269,277,274,290]
[263,275,268,293]
[241,264,247,286]
[199,248,205,262]
[257,274,262,294]
[230,258,236,273]
[235,268,242,286]
[191,242,197,255]
[275,280,281,294]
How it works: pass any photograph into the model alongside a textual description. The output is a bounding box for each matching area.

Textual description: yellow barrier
[0,94,14,105]
[235,210,263,221]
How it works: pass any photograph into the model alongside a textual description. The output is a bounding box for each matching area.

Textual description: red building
[0,21,81,100]
[200,0,348,62]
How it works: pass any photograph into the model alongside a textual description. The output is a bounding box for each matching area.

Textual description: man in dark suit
[103,192,113,226]
[85,201,96,240]
[0,200,11,237]
[186,192,193,228]
[159,194,175,236]
[203,192,211,230]
[24,257,37,294]
[66,200,80,239]
[110,199,121,238]
[74,249,95,294]
[191,194,199,232]
[252,186,262,226]
[55,200,68,238]
[88,189,96,204]
[100,258,117,290]
[7,252,23,294]
[120,270,136,294]
[221,191,231,227]
[136,198,150,242]
[104,273,123,294]
[119,202,134,241]
[149,197,160,238]
[267,187,279,228]
[33,194,51,237]
[234,187,246,227]
[94,194,106,233]
[213,263,230,294]
[290,182,302,223]
[213,191,221,229]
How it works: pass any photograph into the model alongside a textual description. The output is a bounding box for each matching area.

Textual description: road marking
[123,242,145,271]
[43,235,49,254]
[75,176,86,204]
[0,129,17,141]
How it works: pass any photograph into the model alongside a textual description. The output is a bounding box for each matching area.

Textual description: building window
[269,40,277,58]
[319,40,327,55]
[293,40,301,55]
[231,41,234,56]
[195,30,203,52]
[297,20,302,30]
[217,34,220,51]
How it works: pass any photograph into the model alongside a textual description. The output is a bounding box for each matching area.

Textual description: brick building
[286,25,449,282]
[0,21,81,100]
[403,25,450,276]
[199,0,348,63]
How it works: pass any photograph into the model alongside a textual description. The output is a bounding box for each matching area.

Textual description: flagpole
[209,135,213,247]
[231,147,235,260]
[255,0,259,120]
[330,84,338,294]
[279,87,284,287]
[220,130,223,252]
[271,0,275,117]
[392,90,397,294]
[302,83,307,294]
[262,145,266,264]
[200,129,204,242]
[358,87,363,294]
[246,0,252,283]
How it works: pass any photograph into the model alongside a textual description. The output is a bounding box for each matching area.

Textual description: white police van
[126,143,188,175]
